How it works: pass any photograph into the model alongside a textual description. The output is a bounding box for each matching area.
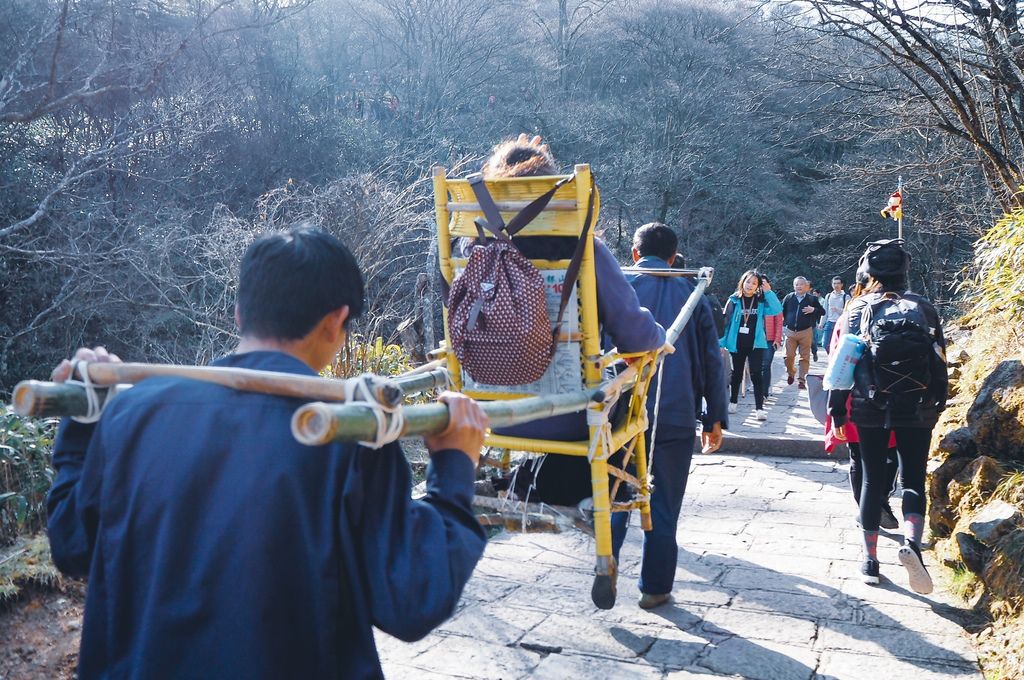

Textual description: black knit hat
[858,238,910,278]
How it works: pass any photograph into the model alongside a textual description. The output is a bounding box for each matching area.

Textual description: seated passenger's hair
[237,226,365,340]
[482,138,558,178]
[633,222,678,262]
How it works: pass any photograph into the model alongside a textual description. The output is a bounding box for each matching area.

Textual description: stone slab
[815,651,980,679]
[699,607,818,647]
[531,653,663,680]
[696,637,820,680]
[815,620,977,666]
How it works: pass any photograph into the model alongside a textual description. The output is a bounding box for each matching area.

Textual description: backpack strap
[504,174,575,235]
[550,178,596,352]
[467,173,508,242]
[858,292,901,341]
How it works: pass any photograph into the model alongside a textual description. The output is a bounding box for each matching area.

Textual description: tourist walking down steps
[721,270,783,421]
[829,239,948,594]
[781,276,825,390]
[821,276,851,356]
[759,274,784,400]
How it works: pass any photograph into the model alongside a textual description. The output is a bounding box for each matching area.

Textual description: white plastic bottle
[823,334,867,390]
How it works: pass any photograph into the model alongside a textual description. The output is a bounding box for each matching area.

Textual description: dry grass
[994,471,1024,512]
[0,534,61,604]
[962,203,1024,329]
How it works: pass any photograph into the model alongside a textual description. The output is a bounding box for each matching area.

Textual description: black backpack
[857,293,935,419]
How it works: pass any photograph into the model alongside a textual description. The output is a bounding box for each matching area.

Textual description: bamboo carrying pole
[10,270,714,439]
[11,364,450,419]
[291,389,605,446]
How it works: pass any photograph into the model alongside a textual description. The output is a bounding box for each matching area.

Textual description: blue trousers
[761,343,777,399]
[611,425,696,595]
[822,321,836,354]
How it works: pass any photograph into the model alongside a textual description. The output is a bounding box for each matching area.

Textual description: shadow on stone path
[377,354,982,679]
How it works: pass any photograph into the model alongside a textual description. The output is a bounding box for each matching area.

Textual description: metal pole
[665,268,713,347]
[897,175,904,241]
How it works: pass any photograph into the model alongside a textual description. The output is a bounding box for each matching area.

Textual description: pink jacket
[764,312,783,344]
[823,311,895,453]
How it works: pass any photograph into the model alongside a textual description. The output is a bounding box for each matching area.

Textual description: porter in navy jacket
[47,350,486,680]
[626,256,729,431]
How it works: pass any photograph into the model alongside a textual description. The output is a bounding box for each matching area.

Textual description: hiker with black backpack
[828,239,948,594]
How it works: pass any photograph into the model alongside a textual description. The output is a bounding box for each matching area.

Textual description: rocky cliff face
[928,324,1023,677]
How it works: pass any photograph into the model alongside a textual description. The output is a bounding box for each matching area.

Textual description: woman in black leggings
[829,239,948,594]
[720,270,782,421]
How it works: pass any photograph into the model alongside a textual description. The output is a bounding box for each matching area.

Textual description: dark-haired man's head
[481,136,558,178]
[631,222,679,264]
[235,226,365,368]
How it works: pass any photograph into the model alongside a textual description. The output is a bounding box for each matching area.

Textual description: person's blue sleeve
[698,300,729,430]
[763,290,783,315]
[46,419,104,577]
[593,241,665,352]
[355,444,486,642]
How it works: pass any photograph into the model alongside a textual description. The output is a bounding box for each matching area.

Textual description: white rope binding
[66,361,112,424]
[585,392,617,464]
[646,353,667,481]
[343,373,406,449]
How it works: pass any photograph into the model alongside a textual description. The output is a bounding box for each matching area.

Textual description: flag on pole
[880,189,903,221]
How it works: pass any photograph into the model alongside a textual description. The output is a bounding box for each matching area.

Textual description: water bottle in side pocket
[823,334,866,390]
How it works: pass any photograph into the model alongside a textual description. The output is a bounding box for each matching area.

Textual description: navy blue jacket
[47,351,486,680]
[626,257,729,431]
[781,292,825,332]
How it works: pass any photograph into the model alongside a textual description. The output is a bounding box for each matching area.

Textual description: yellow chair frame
[432,164,661,607]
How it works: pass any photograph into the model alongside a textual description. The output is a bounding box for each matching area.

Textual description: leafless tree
[783,0,1024,210]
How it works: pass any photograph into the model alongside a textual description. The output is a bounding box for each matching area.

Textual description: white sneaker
[755,409,767,421]
[728,403,737,414]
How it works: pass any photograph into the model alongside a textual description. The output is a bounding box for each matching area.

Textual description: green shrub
[326,335,416,379]
[967,202,1024,326]
[0,407,57,546]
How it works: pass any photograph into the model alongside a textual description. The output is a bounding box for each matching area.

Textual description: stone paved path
[377,355,982,679]
[720,352,832,457]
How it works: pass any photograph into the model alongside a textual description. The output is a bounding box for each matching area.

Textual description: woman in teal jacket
[720,270,783,420]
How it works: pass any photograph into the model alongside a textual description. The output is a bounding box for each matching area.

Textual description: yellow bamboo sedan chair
[432,164,662,609]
